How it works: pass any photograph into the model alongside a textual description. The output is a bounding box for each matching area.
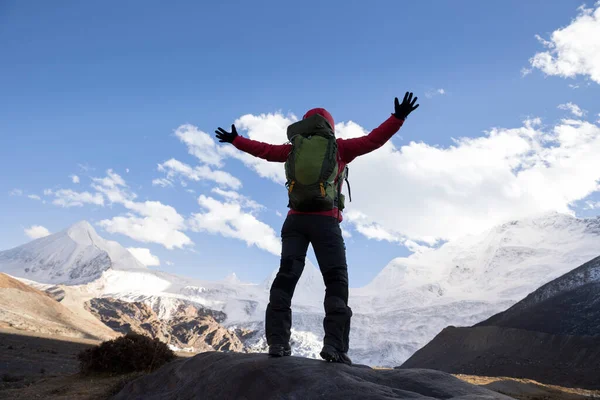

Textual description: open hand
[394,92,419,120]
[215,125,239,144]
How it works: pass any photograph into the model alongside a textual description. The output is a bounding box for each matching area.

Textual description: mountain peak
[69,220,95,231]
[65,220,101,245]
[0,220,145,284]
[223,272,241,284]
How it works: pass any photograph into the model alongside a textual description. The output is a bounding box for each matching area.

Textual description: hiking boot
[268,343,291,357]
[320,344,352,365]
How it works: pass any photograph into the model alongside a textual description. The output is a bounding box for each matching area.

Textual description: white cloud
[345,210,404,243]
[99,199,192,250]
[24,225,50,239]
[173,115,294,186]
[9,189,23,196]
[220,113,298,184]
[403,239,433,254]
[70,175,80,184]
[92,169,126,189]
[341,227,352,239]
[521,67,533,77]
[87,170,192,250]
[165,260,174,266]
[558,102,585,117]
[224,111,600,246]
[53,189,104,207]
[189,195,281,255]
[126,168,130,173]
[39,169,190,250]
[529,4,600,84]
[127,247,160,266]
[27,194,41,201]
[152,178,174,187]
[77,163,94,172]
[174,124,224,167]
[157,158,241,190]
[276,210,283,217]
[340,117,600,242]
[210,188,263,212]
[425,88,447,98]
[91,169,136,204]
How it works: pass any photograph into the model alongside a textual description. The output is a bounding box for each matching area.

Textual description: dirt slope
[0,273,117,341]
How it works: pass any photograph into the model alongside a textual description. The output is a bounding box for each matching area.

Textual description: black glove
[215,125,239,144]
[393,92,419,120]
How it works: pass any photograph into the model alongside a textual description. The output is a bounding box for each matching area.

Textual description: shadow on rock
[114,352,512,400]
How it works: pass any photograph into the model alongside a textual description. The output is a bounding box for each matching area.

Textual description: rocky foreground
[114,352,511,400]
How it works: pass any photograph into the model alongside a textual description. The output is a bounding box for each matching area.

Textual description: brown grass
[456,374,600,399]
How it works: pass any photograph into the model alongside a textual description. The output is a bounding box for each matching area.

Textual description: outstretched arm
[338,93,419,163]
[232,136,291,162]
[215,125,291,162]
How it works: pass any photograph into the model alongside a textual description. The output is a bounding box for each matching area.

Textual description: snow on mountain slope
[400,256,600,388]
[360,212,600,304]
[1,213,599,367]
[89,257,325,322]
[479,254,600,329]
[0,221,146,284]
[345,212,600,365]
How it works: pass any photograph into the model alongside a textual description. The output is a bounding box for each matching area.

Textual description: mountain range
[1,213,600,366]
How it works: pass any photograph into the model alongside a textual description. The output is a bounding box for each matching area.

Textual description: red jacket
[232,115,404,221]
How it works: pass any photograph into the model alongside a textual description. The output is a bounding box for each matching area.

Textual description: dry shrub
[78,333,175,374]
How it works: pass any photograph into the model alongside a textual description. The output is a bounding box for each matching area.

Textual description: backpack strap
[345,166,352,202]
[285,137,299,193]
[336,165,351,220]
[318,137,337,183]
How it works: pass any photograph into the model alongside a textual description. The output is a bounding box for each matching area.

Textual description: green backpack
[285,114,350,212]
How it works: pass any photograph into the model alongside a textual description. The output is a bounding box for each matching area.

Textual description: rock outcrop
[86,297,244,352]
[115,351,511,400]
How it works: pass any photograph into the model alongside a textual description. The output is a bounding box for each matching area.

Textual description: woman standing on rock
[215,93,419,364]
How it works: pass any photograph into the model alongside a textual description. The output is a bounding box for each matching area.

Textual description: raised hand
[215,125,239,144]
[394,92,419,120]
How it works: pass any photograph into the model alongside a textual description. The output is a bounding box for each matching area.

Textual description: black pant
[266,214,352,352]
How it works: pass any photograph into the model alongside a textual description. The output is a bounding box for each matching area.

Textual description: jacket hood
[303,108,334,132]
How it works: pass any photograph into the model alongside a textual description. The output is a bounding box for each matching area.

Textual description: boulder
[115,352,511,400]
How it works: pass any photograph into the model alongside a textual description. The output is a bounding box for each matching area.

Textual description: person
[215,92,419,365]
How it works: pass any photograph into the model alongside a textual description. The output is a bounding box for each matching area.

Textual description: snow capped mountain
[401,255,600,389]
[346,212,600,365]
[1,212,599,366]
[0,221,146,284]
[361,212,600,302]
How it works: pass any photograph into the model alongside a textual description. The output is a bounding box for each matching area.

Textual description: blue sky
[2,0,600,286]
